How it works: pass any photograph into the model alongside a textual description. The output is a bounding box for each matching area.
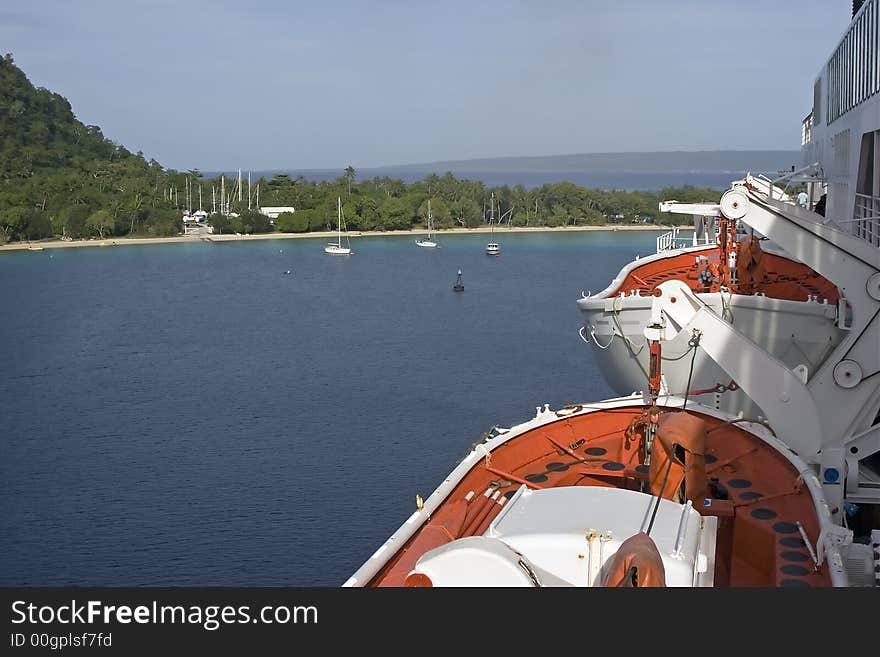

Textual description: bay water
[0,230,661,585]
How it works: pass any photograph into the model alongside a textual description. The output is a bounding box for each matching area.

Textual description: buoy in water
[283,270,291,275]
[453,269,464,292]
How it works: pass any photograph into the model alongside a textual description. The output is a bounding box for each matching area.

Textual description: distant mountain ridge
[211,150,802,180]
[378,150,801,174]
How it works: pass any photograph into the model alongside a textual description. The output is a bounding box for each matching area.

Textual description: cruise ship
[345,2,880,587]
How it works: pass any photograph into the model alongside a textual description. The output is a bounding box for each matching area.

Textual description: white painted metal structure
[778,2,880,520]
[801,0,880,246]
[652,185,880,522]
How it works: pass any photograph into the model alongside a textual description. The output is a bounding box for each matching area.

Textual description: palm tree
[344,165,356,196]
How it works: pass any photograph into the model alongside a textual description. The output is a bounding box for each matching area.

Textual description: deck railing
[848,192,880,247]
[655,226,713,253]
[827,0,879,124]
[802,112,813,145]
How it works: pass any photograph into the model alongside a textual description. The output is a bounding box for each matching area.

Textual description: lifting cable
[681,329,702,410]
[646,443,679,536]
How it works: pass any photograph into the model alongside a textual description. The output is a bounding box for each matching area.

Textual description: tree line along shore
[1,53,713,246]
[0,223,683,252]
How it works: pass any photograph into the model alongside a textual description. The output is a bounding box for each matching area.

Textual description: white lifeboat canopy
[406,485,716,587]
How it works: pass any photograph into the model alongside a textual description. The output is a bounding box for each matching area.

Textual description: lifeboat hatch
[407,486,718,587]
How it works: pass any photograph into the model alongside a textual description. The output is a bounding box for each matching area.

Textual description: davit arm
[647,280,823,462]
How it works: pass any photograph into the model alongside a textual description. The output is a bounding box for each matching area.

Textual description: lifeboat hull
[344,396,846,588]
[578,292,842,417]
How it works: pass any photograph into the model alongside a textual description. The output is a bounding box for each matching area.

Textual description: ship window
[856,131,875,196]
[813,78,822,124]
[875,0,879,95]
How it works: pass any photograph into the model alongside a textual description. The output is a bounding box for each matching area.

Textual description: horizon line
[195,148,801,174]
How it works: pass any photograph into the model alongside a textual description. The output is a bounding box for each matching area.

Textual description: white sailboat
[416,199,439,248]
[324,197,353,255]
[486,192,499,256]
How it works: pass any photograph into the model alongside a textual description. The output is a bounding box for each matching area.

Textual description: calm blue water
[0,231,660,585]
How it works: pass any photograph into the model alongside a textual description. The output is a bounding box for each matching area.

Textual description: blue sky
[0,1,854,170]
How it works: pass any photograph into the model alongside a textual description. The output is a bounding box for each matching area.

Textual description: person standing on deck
[797,190,808,207]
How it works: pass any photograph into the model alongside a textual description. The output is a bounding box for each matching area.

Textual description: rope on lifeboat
[681,329,702,410]
[580,324,615,349]
[706,416,778,438]
[646,446,678,536]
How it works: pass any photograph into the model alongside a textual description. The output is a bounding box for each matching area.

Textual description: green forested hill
[0,54,724,243]
[0,53,186,241]
[1,54,126,176]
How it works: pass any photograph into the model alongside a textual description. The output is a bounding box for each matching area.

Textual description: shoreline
[0,223,693,252]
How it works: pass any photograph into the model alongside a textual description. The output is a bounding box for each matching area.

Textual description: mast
[490,192,495,239]
[221,176,225,215]
[199,185,202,212]
[338,196,342,246]
[238,168,242,203]
[428,199,432,238]
[248,171,252,210]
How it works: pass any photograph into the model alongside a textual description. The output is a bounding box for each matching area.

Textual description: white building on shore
[259,206,295,219]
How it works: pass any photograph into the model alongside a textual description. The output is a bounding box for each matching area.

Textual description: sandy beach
[0,223,692,252]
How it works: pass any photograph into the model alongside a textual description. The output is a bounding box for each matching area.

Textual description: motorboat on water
[325,197,353,255]
[346,3,880,587]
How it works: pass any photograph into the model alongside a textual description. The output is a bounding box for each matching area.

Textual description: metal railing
[827,0,879,124]
[656,226,713,253]
[802,112,813,145]
[851,192,880,247]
